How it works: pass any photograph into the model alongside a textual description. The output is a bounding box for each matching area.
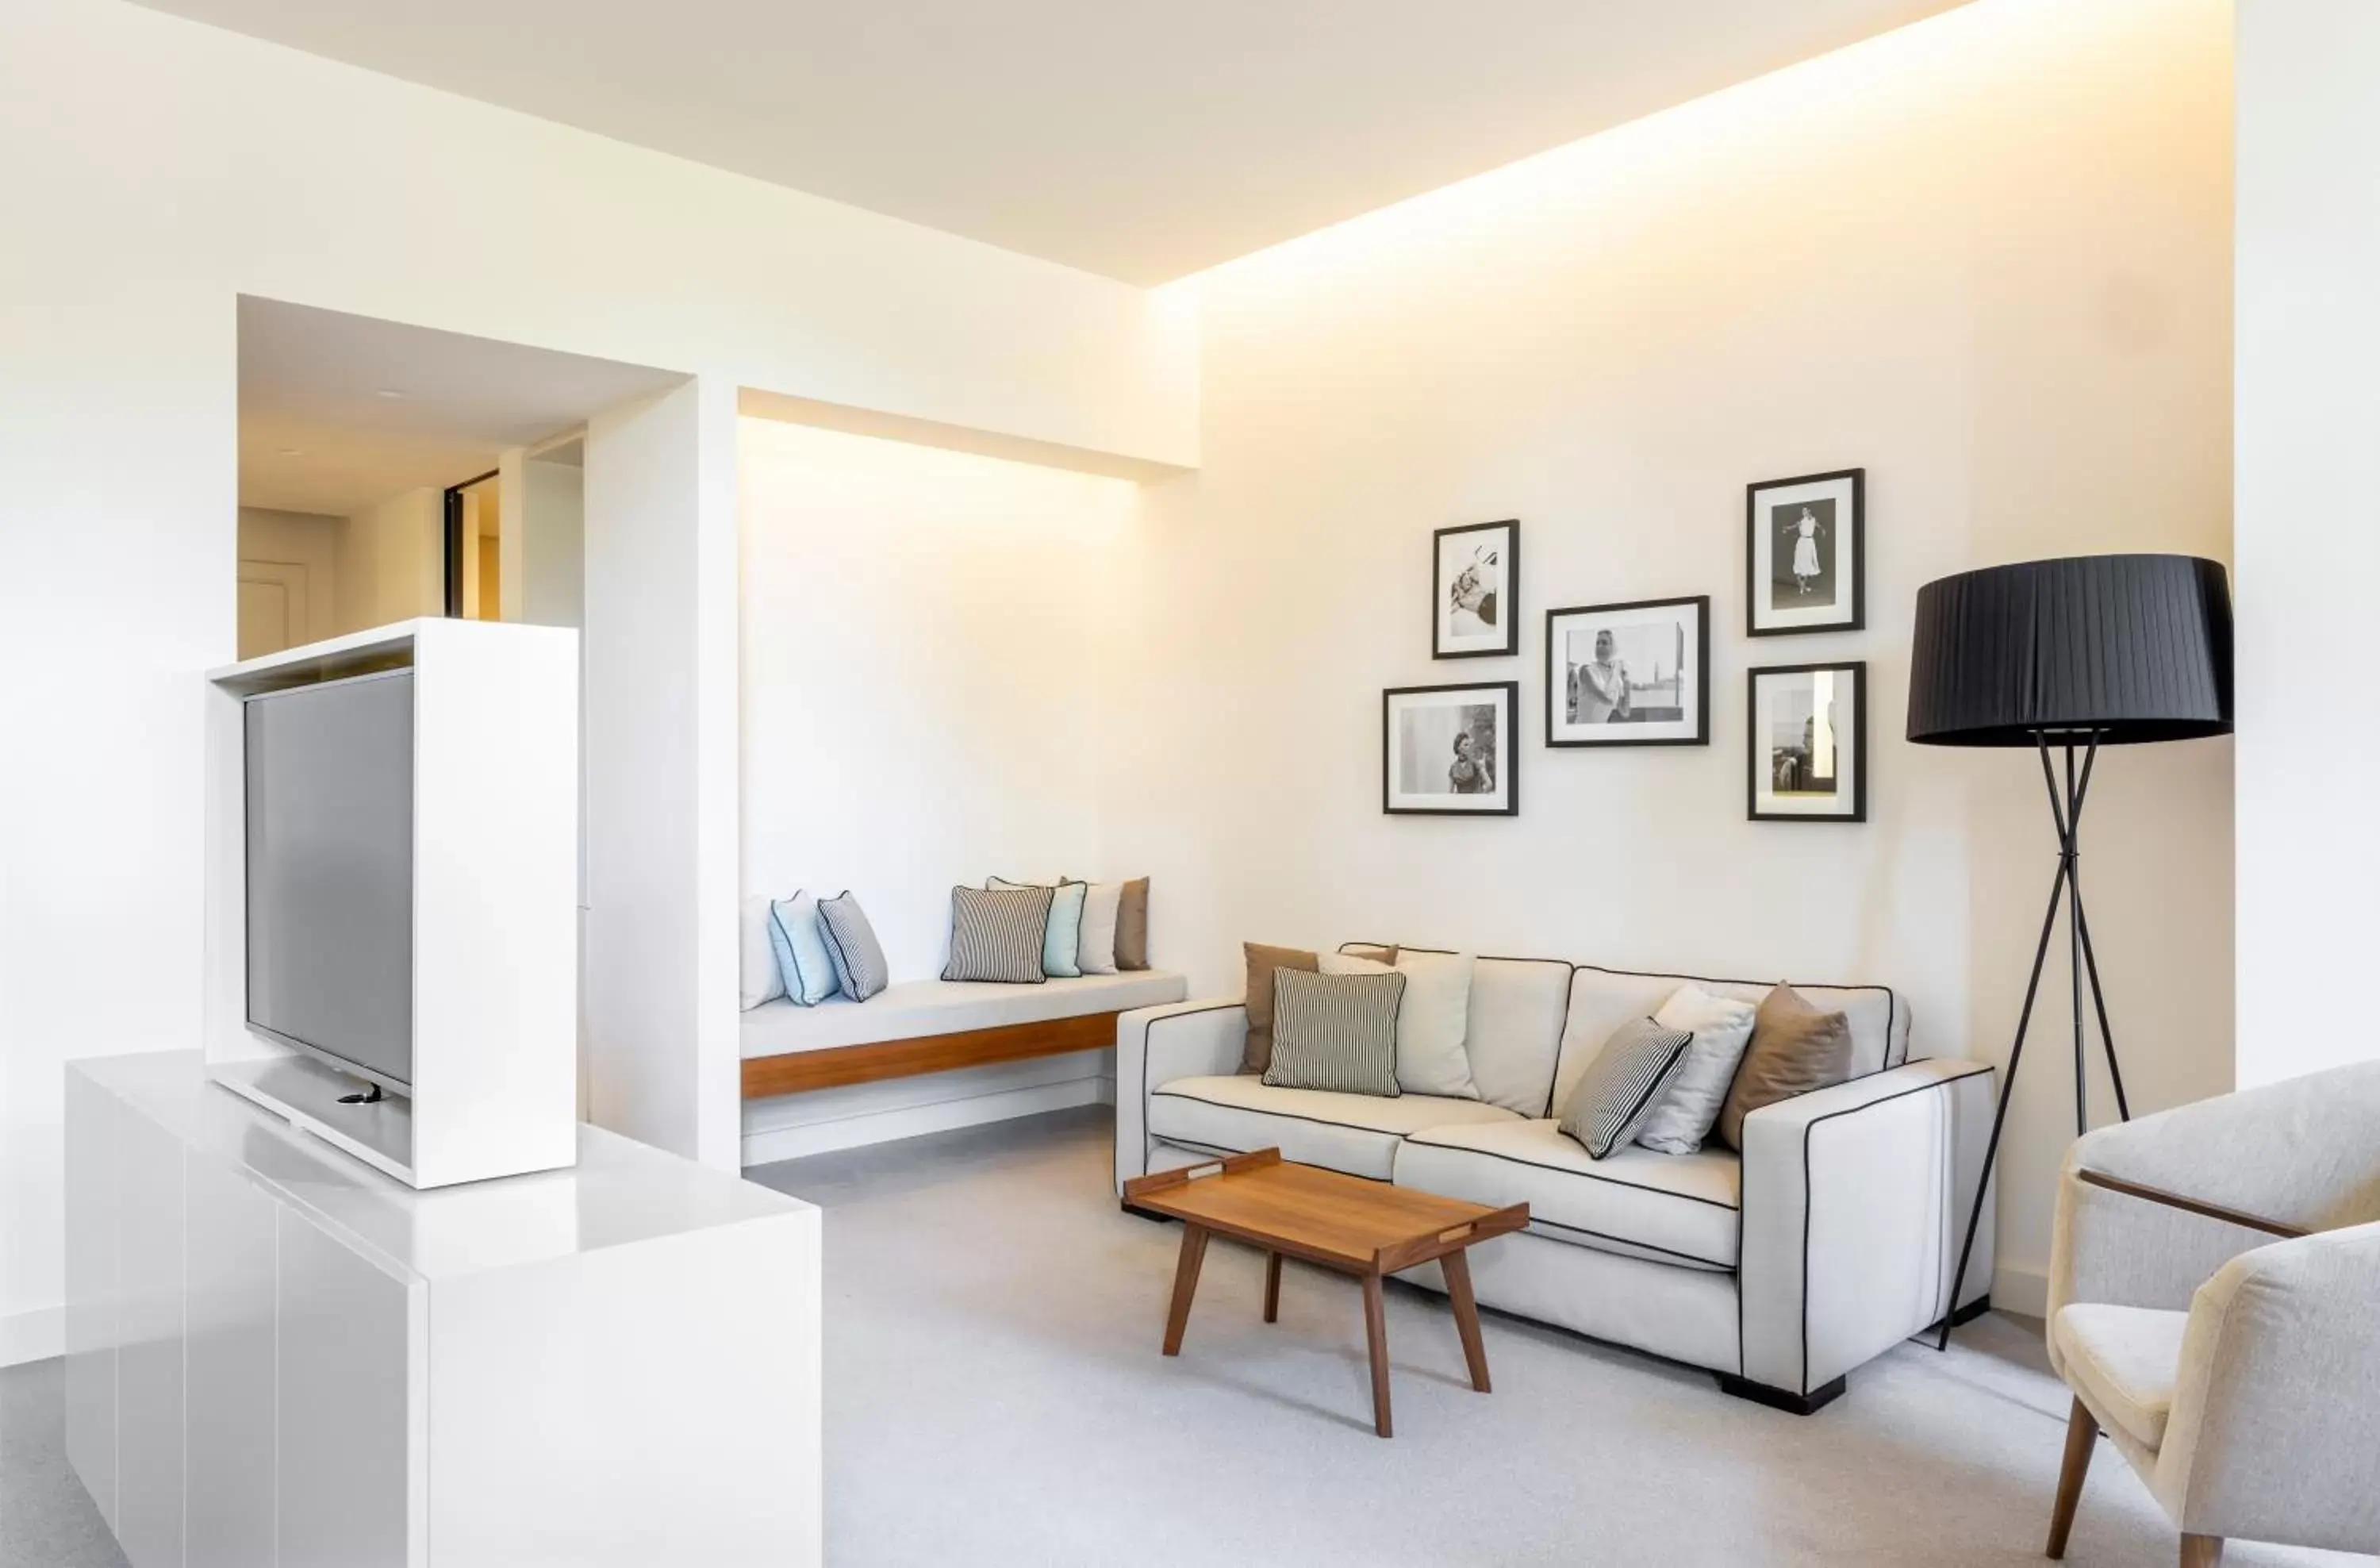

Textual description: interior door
[236,559,311,659]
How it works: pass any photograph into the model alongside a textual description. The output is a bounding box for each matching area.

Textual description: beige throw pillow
[1714,984,1855,1150]
[1240,943,1319,1074]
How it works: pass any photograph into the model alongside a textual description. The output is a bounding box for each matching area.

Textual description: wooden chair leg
[1361,1272,1392,1439]
[1262,1251,1281,1324]
[1441,1248,1491,1393]
[2046,1397,2097,1558]
[1161,1224,1209,1356]
[2178,1535,2224,1568]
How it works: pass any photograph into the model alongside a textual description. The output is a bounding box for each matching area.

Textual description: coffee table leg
[1362,1273,1392,1439]
[1162,1223,1209,1356]
[1263,1251,1282,1324]
[1442,1248,1491,1393]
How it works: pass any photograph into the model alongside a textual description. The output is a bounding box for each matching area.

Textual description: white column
[2234,0,2380,1086]
[581,377,742,1167]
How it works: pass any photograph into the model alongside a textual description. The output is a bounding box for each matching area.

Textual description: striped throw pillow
[942,885,1054,985]
[816,892,890,1002]
[1557,1017,1695,1159]
[1262,968,1405,1097]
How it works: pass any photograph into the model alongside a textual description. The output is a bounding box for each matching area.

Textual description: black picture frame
[1746,468,1864,638]
[1383,680,1520,816]
[1432,519,1520,659]
[1544,595,1710,748]
[1747,662,1867,823]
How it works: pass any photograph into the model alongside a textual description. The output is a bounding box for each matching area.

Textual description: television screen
[244,670,415,1090]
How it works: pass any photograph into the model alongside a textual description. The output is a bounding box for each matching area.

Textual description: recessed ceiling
[238,298,682,515]
[144,0,1972,284]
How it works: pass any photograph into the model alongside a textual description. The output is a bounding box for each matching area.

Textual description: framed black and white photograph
[1746,469,1863,636]
[1384,681,1518,816]
[1545,595,1709,747]
[1748,662,1867,822]
[1433,519,1519,658]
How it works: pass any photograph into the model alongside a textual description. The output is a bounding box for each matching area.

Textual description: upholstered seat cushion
[740,971,1187,1057]
[2053,1302,2188,1450]
[1395,1119,1742,1270]
[1147,1076,1519,1181]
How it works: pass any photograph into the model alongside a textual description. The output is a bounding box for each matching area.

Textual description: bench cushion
[740,971,1186,1059]
[1395,1119,1743,1270]
[1147,1075,1518,1181]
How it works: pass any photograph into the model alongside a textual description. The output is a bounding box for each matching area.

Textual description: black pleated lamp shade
[1906,555,2232,747]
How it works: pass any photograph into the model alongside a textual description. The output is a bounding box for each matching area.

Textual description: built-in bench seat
[740,971,1187,1098]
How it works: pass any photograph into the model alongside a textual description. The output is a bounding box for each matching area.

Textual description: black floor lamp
[1906,554,2233,1351]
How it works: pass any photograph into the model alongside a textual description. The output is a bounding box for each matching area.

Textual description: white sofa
[1115,951,1997,1412]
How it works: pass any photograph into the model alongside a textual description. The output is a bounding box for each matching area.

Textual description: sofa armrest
[1113,999,1248,1194]
[2155,1220,2380,1547]
[1738,1058,1996,1396]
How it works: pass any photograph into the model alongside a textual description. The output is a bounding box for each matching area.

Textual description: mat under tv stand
[66,1050,822,1568]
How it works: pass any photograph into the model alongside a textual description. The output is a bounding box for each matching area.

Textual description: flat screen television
[244,668,415,1093]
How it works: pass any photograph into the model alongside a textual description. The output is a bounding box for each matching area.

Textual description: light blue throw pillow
[768,893,841,1006]
[989,876,1084,978]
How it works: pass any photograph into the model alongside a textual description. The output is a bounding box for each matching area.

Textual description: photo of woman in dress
[1781,505,1828,598]
[1448,726,1497,794]
[1385,683,1515,814]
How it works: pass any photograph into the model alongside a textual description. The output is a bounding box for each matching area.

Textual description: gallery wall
[0,0,1194,1364]
[1105,0,2235,1307]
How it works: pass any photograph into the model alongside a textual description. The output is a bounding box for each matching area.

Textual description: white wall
[335,486,444,633]
[1107,0,2234,1311]
[0,0,1192,1362]
[521,457,585,630]
[2234,0,2380,1089]
[738,418,1135,1159]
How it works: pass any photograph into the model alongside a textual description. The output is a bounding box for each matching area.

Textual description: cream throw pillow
[1633,985,1759,1155]
[1321,948,1479,1099]
[1077,881,1123,974]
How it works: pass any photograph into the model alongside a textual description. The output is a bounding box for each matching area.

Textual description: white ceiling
[144,0,1971,284]
[239,298,681,515]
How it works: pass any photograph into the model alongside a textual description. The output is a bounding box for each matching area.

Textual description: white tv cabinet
[66,1051,821,1568]
[204,619,579,1189]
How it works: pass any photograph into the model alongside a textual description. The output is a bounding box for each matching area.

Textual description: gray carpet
[6,1109,2363,1567]
[749,1105,2369,1568]
[0,1357,126,1568]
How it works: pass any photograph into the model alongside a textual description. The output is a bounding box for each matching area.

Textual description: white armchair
[2044,1062,2380,1566]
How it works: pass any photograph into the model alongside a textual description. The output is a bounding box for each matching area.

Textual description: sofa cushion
[1353,949,1572,1116]
[1553,966,1906,1116]
[2053,1303,2187,1450]
[1147,1074,1518,1181]
[1395,1120,1742,1270]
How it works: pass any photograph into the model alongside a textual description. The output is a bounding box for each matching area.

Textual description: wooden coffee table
[1122,1147,1527,1437]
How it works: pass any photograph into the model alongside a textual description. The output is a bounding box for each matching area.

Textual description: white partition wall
[2235,0,2380,1087]
[203,618,581,1188]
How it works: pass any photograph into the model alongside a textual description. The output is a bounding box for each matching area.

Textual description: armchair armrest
[1113,999,1248,1194]
[1737,1058,1996,1397]
[2155,1220,2380,1549]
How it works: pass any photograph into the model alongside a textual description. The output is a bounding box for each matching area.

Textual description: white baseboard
[741,1049,1112,1166]
[1992,1262,2048,1319]
[1,1304,63,1368]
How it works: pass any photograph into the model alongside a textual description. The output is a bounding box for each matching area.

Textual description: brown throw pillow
[1241,943,1319,1074]
[1115,878,1150,970]
[1338,942,1400,966]
[1714,984,1854,1150]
